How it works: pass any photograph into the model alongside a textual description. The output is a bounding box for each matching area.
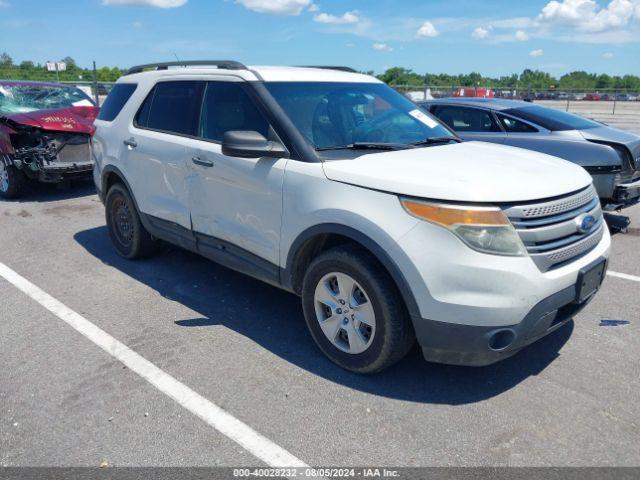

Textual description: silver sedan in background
[420,98,640,210]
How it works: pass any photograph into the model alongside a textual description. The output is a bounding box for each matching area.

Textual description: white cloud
[102,0,186,6]
[235,0,311,15]
[373,42,393,51]
[537,0,638,32]
[308,2,319,12]
[416,21,439,38]
[602,51,615,56]
[472,26,491,38]
[314,11,359,24]
[515,29,530,40]
[529,48,544,56]
[132,21,143,27]
[345,42,355,47]
[0,1,9,7]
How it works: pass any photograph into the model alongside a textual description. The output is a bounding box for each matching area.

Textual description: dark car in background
[0,81,99,198]
[420,98,640,209]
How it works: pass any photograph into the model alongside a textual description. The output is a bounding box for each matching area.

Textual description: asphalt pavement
[1,181,639,468]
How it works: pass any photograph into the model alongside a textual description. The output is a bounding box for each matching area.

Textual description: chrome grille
[509,186,595,218]
[503,186,603,272]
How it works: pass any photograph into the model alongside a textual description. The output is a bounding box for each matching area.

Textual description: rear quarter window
[97,83,137,122]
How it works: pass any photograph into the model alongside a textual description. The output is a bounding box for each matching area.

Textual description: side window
[199,82,269,142]
[97,83,137,121]
[135,86,154,128]
[496,114,538,133]
[139,81,205,136]
[432,106,500,133]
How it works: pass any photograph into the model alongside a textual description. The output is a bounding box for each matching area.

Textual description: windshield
[264,82,455,149]
[0,83,95,114]
[505,105,601,131]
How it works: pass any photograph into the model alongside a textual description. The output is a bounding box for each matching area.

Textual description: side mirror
[222,131,289,159]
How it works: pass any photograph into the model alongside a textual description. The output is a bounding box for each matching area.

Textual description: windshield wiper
[411,136,462,146]
[316,142,414,151]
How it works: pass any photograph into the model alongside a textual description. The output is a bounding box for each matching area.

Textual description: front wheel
[0,163,26,199]
[105,183,159,259]
[301,245,415,373]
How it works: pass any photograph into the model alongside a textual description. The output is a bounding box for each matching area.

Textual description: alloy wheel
[0,162,9,193]
[313,272,376,354]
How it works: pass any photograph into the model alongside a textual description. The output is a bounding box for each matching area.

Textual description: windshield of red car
[0,84,95,114]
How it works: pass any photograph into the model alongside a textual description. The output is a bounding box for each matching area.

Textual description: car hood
[0,106,98,135]
[580,125,640,159]
[322,141,592,203]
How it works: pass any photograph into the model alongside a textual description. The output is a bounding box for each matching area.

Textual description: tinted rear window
[143,81,205,136]
[504,105,601,131]
[97,83,137,121]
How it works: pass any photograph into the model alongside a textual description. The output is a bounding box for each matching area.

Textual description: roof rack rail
[301,66,358,73]
[126,60,247,75]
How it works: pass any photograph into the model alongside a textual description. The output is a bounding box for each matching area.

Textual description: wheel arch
[282,223,421,320]
[101,165,154,232]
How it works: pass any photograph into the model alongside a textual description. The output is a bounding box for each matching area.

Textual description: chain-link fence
[393,85,640,115]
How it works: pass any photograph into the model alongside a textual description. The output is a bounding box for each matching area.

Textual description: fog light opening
[488,329,516,351]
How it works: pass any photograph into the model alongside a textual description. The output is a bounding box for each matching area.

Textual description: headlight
[401,198,527,256]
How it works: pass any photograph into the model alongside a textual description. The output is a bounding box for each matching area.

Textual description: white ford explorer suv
[92,61,611,373]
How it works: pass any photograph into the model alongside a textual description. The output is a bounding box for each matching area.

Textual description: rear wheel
[105,183,159,259]
[0,163,25,199]
[301,245,415,373]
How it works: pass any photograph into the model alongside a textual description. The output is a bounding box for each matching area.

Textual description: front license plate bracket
[575,259,607,303]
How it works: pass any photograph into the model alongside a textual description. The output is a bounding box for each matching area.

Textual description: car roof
[423,97,532,111]
[121,65,381,84]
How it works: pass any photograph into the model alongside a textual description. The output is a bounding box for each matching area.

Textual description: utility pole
[92,61,99,107]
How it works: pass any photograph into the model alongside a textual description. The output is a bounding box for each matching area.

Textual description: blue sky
[1,0,639,75]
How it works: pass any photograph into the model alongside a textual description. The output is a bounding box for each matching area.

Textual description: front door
[431,105,506,144]
[187,80,287,267]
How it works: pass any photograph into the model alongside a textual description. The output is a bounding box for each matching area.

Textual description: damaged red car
[0,81,99,198]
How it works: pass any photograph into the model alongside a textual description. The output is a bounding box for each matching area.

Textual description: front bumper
[414,258,606,366]
[392,213,611,366]
[36,161,94,183]
[612,176,640,207]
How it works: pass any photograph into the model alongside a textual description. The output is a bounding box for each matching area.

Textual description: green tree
[378,67,424,86]
[0,52,13,66]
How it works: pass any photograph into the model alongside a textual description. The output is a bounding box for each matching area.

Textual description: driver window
[199,82,270,143]
[432,106,501,133]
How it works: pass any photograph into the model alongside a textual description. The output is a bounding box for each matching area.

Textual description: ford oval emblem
[575,213,596,234]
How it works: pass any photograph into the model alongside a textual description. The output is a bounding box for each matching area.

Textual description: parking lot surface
[539,100,640,134]
[1,183,639,468]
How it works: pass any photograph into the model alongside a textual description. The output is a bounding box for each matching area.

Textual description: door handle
[123,138,137,148]
[192,156,214,168]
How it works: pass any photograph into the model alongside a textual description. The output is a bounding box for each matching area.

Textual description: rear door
[186,80,287,267]
[430,105,506,143]
[123,80,205,232]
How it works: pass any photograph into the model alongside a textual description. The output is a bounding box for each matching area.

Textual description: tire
[0,163,26,199]
[301,244,415,373]
[105,183,159,259]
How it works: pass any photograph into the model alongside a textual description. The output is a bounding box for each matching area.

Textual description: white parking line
[608,271,640,283]
[0,261,308,469]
